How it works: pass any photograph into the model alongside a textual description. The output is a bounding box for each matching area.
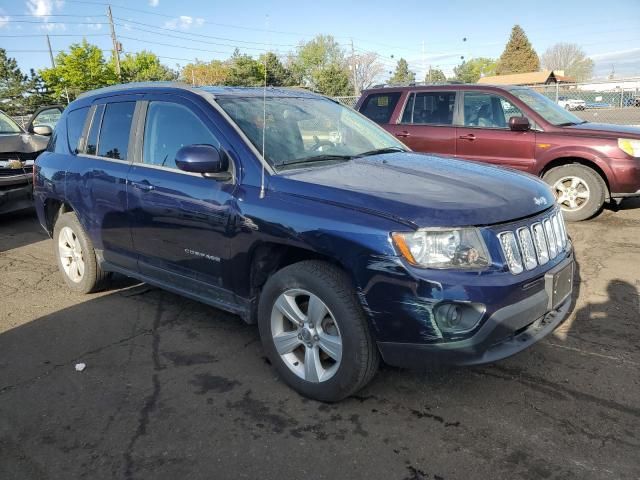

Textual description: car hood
[0,132,49,155]
[561,122,640,139]
[273,152,555,227]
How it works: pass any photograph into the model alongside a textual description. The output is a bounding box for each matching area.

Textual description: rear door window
[97,102,136,160]
[66,107,89,154]
[359,93,401,124]
[400,91,456,125]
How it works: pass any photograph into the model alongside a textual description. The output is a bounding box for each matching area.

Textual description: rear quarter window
[66,107,89,154]
[359,93,401,124]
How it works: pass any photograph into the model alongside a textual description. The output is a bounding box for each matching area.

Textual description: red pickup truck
[356,84,640,221]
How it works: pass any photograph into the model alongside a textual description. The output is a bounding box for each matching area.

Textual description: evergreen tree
[389,58,415,84]
[314,64,352,96]
[496,25,540,75]
[259,52,295,87]
[0,48,28,115]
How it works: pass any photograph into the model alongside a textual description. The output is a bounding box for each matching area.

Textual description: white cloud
[149,0,159,6]
[25,0,66,30]
[26,0,53,17]
[0,9,8,29]
[164,15,205,30]
[85,17,102,30]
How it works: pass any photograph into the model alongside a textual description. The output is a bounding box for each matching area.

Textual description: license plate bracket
[545,260,574,310]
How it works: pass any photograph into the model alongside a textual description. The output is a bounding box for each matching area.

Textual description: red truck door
[456,91,536,172]
[385,91,457,155]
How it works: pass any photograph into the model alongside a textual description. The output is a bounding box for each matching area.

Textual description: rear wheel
[258,260,379,402]
[543,164,606,222]
[53,212,110,293]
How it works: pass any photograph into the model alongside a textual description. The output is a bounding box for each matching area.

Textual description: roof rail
[370,80,466,89]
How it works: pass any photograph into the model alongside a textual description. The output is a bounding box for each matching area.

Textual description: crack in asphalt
[123,298,165,480]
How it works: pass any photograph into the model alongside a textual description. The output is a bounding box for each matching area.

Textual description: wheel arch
[244,241,366,324]
[540,157,611,201]
[43,198,75,235]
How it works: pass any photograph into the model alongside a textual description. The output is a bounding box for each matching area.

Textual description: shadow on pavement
[0,210,46,253]
[1,265,639,479]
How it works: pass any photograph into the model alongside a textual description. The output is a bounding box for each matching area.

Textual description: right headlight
[618,138,640,157]
[391,227,491,269]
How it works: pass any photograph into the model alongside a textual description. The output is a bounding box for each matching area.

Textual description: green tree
[541,43,594,82]
[314,63,352,96]
[181,60,230,86]
[496,25,540,75]
[225,49,263,86]
[258,52,294,87]
[425,67,447,83]
[453,58,497,83]
[291,35,346,89]
[389,58,415,84]
[39,40,117,101]
[0,48,28,115]
[120,51,177,83]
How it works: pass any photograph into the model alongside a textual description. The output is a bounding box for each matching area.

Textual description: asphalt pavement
[1,201,639,480]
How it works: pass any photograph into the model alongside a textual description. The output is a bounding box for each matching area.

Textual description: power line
[0,33,110,37]
[113,17,297,48]
[113,22,288,52]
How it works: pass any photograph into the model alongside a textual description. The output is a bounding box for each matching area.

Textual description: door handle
[458,134,476,141]
[130,180,155,192]
[395,131,411,138]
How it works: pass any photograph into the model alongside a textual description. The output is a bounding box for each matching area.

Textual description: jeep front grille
[498,209,568,274]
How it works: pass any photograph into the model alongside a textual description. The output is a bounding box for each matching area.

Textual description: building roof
[478,70,574,85]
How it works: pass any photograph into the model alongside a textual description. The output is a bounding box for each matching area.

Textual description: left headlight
[391,228,491,269]
[618,138,640,157]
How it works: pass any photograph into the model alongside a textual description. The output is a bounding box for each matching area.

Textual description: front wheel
[258,260,379,402]
[543,164,606,222]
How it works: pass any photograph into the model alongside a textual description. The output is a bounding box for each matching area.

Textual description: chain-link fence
[333,96,359,109]
[525,79,640,126]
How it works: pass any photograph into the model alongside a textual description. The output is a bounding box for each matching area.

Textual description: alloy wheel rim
[58,226,85,283]
[553,175,590,212]
[270,288,342,383]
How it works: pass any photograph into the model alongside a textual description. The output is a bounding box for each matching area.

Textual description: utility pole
[107,5,121,79]
[350,38,358,96]
[46,34,55,68]
[46,35,70,104]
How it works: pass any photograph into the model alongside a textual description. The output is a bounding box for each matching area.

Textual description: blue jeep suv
[34,83,574,401]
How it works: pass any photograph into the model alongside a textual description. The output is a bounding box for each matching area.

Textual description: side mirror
[33,125,52,136]
[175,144,230,179]
[509,116,530,132]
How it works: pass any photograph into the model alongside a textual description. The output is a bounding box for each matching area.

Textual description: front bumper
[0,182,33,215]
[377,254,574,368]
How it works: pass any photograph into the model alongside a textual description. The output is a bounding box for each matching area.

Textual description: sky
[1,0,639,82]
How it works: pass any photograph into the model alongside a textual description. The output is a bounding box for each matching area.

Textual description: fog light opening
[434,302,485,334]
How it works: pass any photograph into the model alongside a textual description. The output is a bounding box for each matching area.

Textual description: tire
[53,211,110,293]
[543,164,606,222]
[258,260,379,402]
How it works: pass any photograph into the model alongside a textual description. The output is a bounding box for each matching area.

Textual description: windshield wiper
[356,146,407,157]
[278,154,354,168]
[556,120,587,126]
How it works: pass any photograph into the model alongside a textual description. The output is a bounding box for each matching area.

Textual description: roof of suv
[78,82,326,100]
[362,83,525,94]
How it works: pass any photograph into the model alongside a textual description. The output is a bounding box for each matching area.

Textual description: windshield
[217,96,406,168]
[0,111,22,134]
[511,88,585,126]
